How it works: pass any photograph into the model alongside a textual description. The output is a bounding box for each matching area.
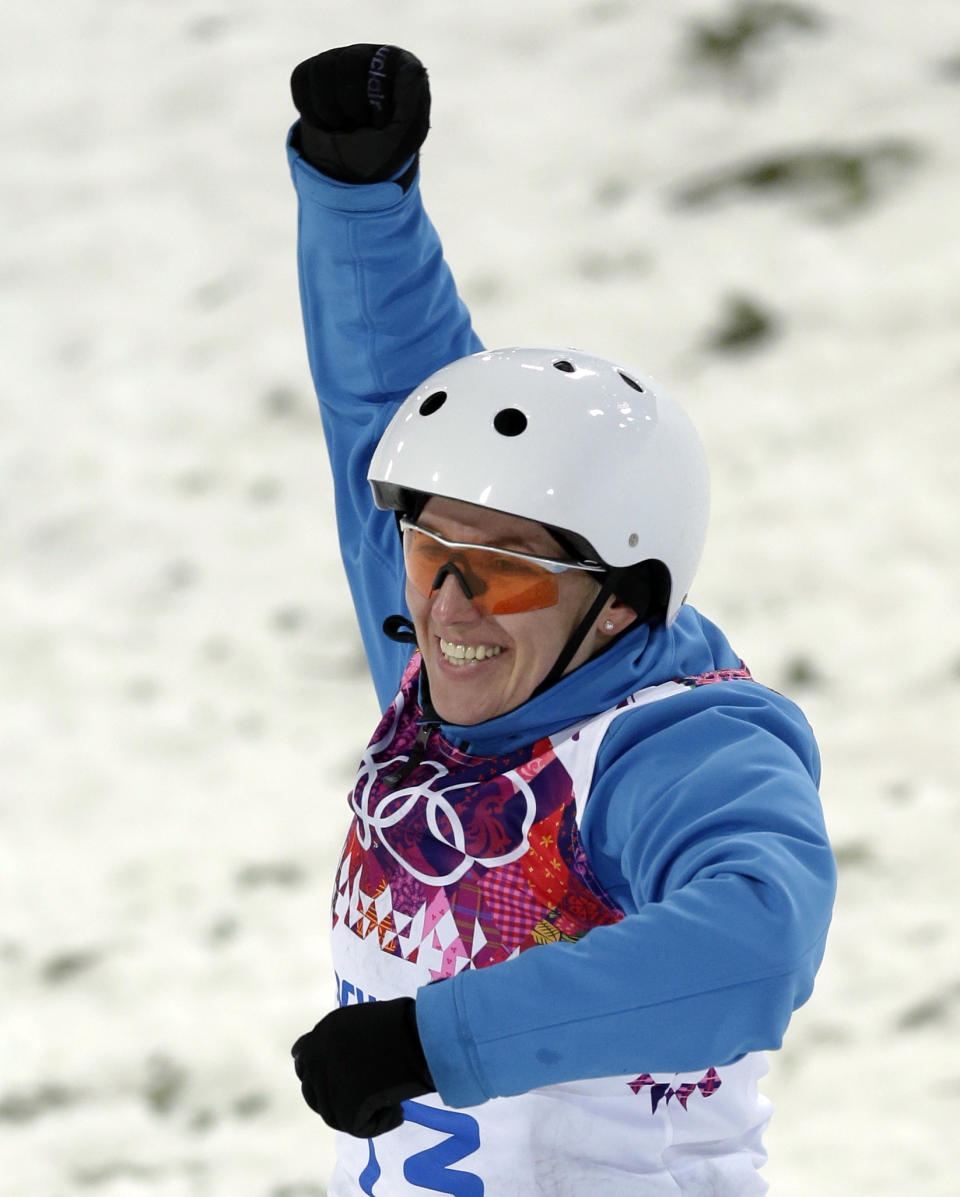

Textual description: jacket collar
[426,605,738,755]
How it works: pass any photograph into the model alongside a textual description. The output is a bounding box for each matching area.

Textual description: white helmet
[368,347,709,626]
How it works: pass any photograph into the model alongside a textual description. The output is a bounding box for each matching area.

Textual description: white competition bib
[327,656,770,1195]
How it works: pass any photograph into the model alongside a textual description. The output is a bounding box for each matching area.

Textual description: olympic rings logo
[350,705,537,886]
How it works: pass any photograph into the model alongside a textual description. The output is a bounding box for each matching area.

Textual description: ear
[597,595,638,637]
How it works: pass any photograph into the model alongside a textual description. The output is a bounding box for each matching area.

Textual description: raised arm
[288,45,483,705]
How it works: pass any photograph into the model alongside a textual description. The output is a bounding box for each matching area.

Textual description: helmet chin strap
[530,576,617,701]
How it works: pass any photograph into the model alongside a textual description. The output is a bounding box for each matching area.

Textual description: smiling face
[404,496,634,725]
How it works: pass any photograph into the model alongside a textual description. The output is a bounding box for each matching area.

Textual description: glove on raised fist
[292,997,436,1138]
[290,44,430,189]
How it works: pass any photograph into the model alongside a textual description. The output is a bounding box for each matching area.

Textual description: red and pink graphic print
[331,655,623,981]
[628,1067,723,1114]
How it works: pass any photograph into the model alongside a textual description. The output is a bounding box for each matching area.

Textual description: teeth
[440,639,503,665]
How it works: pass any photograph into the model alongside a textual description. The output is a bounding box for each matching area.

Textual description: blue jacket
[289,138,837,1110]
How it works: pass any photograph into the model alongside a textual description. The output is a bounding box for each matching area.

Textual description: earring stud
[603,619,615,632]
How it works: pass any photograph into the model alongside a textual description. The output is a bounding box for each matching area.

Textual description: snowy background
[2,1,958,1193]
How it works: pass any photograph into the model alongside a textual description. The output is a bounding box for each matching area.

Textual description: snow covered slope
[2,2,958,1193]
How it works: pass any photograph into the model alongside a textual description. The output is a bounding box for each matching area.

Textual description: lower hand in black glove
[290,44,430,189]
[291,996,436,1138]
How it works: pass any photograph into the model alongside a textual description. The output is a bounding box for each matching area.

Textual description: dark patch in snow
[673,139,924,220]
[704,293,778,353]
[235,861,306,890]
[686,1,824,72]
[41,948,102,984]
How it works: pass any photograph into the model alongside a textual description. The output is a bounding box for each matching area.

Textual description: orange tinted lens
[402,531,452,597]
[402,531,561,614]
[485,572,559,614]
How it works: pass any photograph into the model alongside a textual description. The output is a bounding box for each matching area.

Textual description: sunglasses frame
[398,518,607,579]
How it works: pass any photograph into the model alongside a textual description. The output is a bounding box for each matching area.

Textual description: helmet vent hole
[419,390,447,416]
[553,359,576,373]
[618,372,644,393]
[493,408,528,437]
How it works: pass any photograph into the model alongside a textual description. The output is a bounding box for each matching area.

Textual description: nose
[430,569,482,624]
[430,560,479,602]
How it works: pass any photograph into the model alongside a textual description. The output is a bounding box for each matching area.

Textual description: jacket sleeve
[288,131,484,708]
[415,682,837,1107]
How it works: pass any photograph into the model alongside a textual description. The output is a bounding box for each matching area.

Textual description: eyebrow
[492,532,548,553]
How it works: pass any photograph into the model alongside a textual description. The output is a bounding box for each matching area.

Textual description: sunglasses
[399,518,606,615]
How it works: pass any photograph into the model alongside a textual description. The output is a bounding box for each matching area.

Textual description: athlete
[286,44,836,1195]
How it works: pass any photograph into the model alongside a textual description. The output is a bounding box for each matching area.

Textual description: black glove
[290,44,430,190]
[291,997,436,1138]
